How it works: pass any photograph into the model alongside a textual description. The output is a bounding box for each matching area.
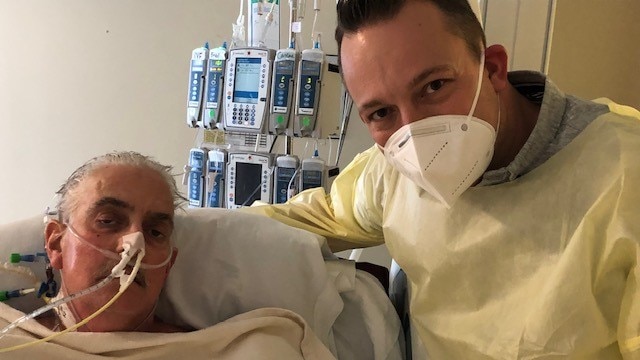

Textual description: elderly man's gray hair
[54,151,185,222]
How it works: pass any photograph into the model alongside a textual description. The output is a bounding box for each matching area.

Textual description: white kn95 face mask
[380,54,500,208]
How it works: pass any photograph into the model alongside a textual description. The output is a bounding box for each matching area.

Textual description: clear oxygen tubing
[0,234,145,352]
[66,224,173,270]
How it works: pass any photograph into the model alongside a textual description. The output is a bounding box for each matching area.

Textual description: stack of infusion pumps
[185,148,325,209]
[184,38,327,209]
[187,43,324,138]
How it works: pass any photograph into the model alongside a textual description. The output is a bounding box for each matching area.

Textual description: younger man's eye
[426,79,445,94]
[371,108,390,121]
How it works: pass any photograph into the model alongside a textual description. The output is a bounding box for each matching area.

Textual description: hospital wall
[547,0,640,109]
[0,1,372,224]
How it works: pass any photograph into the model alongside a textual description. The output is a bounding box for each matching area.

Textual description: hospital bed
[0,208,404,359]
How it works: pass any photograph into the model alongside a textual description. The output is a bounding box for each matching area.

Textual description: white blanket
[0,303,336,359]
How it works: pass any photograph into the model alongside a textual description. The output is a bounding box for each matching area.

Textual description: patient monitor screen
[233,57,261,104]
[235,162,262,206]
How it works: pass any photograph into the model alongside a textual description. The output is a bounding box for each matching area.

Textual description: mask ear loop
[464,51,486,128]
[495,95,501,137]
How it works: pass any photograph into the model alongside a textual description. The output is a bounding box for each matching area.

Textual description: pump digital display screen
[276,60,295,74]
[235,162,263,206]
[301,60,321,76]
[298,60,321,109]
[233,57,262,104]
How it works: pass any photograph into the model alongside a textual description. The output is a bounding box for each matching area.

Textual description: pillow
[155,208,344,348]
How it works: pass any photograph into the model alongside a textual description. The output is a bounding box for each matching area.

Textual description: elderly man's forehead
[67,164,174,215]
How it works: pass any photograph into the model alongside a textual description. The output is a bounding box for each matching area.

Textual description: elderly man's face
[45,164,176,332]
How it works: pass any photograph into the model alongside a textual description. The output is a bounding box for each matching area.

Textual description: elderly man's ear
[44,221,65,270]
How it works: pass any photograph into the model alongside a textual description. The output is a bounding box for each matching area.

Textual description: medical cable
[0,234,145,353]
[286,167,301,200]
[302,140,310,161]
[254,134,261,152]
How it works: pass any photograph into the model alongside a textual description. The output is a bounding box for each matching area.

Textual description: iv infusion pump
[273,155,299,204]
[186,45,209,128]
[226,152,275,209]
[223,47,276,134]
[206,149,227,208]
[269,48,298,135]
[294,48,324,137]
[300,156,325,191]
[187,148,206,207]
[202,46,227,129]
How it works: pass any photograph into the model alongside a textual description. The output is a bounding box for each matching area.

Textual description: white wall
[0,0,372,224]
[482,0,553,72]
[547,0,640,109]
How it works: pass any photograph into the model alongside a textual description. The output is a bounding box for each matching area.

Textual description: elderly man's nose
[115,224,144,251]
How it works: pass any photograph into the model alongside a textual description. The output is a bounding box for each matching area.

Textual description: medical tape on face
[65,224,173,270]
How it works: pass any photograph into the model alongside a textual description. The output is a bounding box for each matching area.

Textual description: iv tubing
[259,0,278,47]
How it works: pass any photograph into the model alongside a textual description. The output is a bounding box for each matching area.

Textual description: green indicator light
[302,117,311,126]
[209,110,216,117]
[277,115,285,124]
[10,253,21,263]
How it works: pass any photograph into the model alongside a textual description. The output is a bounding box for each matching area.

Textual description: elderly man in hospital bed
[0,151,378,359]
